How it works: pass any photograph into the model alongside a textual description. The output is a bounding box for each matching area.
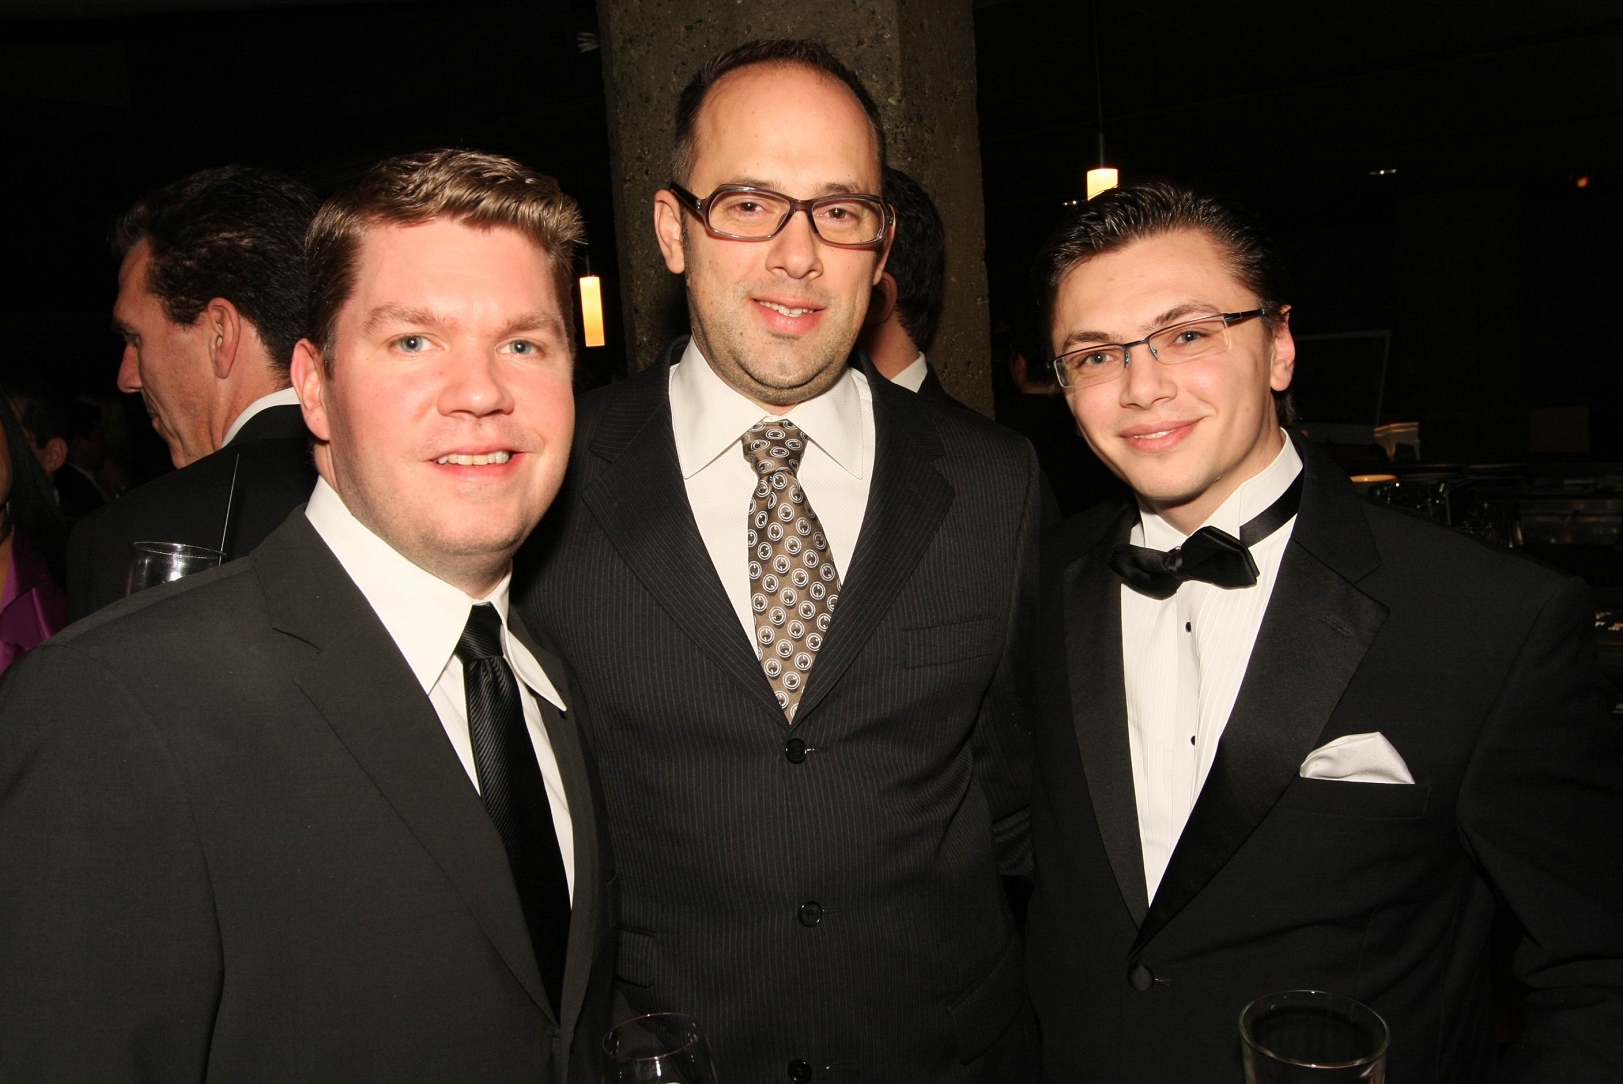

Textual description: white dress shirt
[305,478,575,900]
[668,338,875,653]
[222,386,302,446]
[889,352,929,393]
[1122,435,1302,901]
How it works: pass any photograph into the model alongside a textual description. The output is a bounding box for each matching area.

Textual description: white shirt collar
[890,352,929,393]
[223,386,302,447]
[303,477,565,710]
[668,337,869,481]
[1140,431,1302,550]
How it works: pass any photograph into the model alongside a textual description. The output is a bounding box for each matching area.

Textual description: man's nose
[1118,343,1175,408]
[765,208,823,279]
[115,344,141,393]
[438,348,516,417]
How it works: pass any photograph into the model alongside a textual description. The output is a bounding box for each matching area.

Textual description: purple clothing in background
[0,532,66,676]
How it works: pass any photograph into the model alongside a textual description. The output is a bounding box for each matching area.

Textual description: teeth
[760,300,813,317]
[436,451,512,466]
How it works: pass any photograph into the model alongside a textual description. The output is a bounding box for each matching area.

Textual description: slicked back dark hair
[882,167,946,354]
[1034,180,1289,343]
[113,166,319,376]
[670,38,887,186]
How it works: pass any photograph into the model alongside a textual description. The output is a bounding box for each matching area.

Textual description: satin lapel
[581,364,783,722]
[508,612,598,1053]
[1066,504,1150,925]
[790,371,952,723]
[253,519,553,1020]
[1132,450,1388,955]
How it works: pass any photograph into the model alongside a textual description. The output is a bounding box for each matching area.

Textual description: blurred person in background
[858,166,962,405]
[68,165,320,619]
[10,384,107,520]
[0,396,67,675]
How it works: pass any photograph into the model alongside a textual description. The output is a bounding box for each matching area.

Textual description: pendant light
[1086,1,1119,200]
[578,248,605,349]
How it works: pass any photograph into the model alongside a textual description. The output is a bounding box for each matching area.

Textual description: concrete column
[595,0,993,413]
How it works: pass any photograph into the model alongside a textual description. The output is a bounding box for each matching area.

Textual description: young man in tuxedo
[68,167,321,619]
[519,39,1041,1083]
[0,150,614,1082]
[1026,181,1623,1082]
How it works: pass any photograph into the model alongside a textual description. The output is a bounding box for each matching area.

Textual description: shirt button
[798,901,823,927]
[788,1058,813,1082]
[784,738,807,764]
[1128,963,1156,991]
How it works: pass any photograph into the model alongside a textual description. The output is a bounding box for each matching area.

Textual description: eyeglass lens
[1057,316,1233,388]
[707,190,886,245]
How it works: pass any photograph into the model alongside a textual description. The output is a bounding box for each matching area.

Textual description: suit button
[785,738,807,764]
[1128,964,1155,991]
[798,901,823,927]
[788,1058,812,1082]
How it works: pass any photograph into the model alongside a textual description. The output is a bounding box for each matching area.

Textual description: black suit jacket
[915,358,969,410]
[517,342,1042,1082]
[1028,435,1623,1082]
[53,464,106,521]
[0,513,616,1083]
[66,403,318,619]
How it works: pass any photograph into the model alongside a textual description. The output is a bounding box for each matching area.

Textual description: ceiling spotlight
[1368,168,1398,177]
[1061,199,1081,207]
[1576,175,1591,188]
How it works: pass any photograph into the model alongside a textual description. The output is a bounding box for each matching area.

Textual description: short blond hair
[306,149,585,365]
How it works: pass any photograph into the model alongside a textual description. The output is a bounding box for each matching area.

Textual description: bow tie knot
[1109,473,1304,600]
[1111,527,1258,600]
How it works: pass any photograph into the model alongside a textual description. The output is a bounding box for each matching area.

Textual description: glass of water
[1241,989,1388,1083]
[126,541,226,596]
[602,1013,719,1083]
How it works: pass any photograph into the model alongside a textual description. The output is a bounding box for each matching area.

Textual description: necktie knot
[742,419,808,478]
[457,603,505,662]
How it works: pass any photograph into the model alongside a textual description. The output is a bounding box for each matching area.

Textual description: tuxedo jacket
[0,513,615,1083]
[67,404,318,620]
[517,343,1042,1083]
[1028,435,1623,1083]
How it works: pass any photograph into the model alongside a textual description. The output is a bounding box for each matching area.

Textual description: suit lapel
[1066,504,1151,925]
[791,367,953,723]
[254,518,554,1020]
[508,612,599,1054]
[580,359,784,722]
[1132,443,1388,955]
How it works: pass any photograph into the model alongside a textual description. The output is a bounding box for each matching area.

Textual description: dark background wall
[1,0,1618,473]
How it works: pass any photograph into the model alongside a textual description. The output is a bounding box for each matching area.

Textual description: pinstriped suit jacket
[517,344,1042,1083]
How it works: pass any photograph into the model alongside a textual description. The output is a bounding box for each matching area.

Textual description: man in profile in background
[0,148,613,1083]
[858,166,962,405]
[67,166,320,618]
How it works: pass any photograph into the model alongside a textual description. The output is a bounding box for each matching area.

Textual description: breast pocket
[904,617,1000,669]
[1279,776,1432,818]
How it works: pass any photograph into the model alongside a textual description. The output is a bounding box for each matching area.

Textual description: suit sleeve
[972,442,1044,878]
[0,643,221,1083]
[1456,576,1623,1082]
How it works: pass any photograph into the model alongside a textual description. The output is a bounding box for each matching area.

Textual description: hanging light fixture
[1086,0,1119,200]
[579,248,605,349]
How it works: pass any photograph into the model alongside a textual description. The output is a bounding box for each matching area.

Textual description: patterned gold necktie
[741,419,841,722]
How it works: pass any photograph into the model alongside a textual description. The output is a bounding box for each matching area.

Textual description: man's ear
[872,218,896,285]
[289,338,331,442]
[653,190,687,274]
[865,272,899,328]
[1268,304,1296,392]
[203,297,244,379]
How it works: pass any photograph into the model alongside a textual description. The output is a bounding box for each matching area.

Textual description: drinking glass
[602,1013,719,1083]
[126,541,226,596]
[1241,990,1388,1083]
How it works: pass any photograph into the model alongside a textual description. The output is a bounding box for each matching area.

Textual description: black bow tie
[1110,473,1303,600]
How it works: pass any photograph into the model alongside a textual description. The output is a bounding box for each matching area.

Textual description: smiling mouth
[756,299,820,318]
[436,451,512,466]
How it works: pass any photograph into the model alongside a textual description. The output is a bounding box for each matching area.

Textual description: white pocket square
[1299,732,1414,784]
